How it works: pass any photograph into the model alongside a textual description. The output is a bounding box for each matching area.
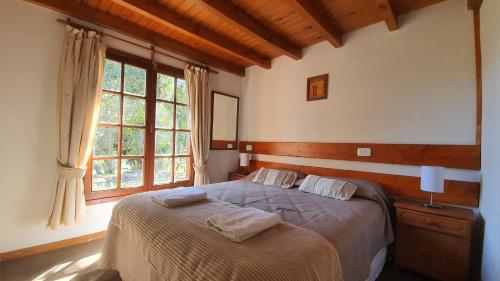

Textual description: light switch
[246,144,253,151]
[227,143,233,149]
[357,148,371,157]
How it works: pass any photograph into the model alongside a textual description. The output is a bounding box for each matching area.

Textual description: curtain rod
[56,18,219,74]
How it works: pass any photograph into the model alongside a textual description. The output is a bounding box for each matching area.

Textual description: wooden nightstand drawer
[395,225,470,281]
[394,199,475,281]
[397,208,471,238]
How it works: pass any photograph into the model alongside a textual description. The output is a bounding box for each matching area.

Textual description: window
[153,73,191,184]
[84,49,192,203]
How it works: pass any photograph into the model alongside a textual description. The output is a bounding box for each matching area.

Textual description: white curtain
[48,25,106,229]
[184,65,211,185]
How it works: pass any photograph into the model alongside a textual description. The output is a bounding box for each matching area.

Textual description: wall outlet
[357,148,371,157]
[227,143,233,149]
[246,144,253,151]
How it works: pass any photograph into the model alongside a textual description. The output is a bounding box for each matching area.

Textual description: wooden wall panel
[211,140,238,150]
[240,141,481,170]
[250,160,480,207]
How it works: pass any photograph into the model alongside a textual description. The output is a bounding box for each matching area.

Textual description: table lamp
[240,153,249,175]
[420,166,445,208]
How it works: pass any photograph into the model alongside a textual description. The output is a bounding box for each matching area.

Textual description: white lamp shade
[240,153,249,167]
[420,166,445,193]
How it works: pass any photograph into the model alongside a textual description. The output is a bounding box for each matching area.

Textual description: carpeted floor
[0,239,430,281]
[0,239,116,281]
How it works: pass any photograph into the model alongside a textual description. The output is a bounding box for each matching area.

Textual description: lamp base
[240,166,248,175]
[422,191,442,208]
[423,202,442,209]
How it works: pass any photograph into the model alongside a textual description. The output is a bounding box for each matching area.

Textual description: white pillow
[298,175,358,200]
[293,178,305,187]
[251,168,298,188]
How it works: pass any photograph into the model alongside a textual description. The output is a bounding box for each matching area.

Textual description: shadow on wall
[471,214,484,280]
[207,150,239,183]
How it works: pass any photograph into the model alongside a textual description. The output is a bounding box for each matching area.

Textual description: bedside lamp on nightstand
[240,153,249,175]
[420,166,445,208]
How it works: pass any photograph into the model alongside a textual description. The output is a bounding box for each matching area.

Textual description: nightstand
[228,172,247,181]
[394,199,475,281]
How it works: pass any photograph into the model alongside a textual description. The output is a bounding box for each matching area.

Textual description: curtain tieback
[57,162,86,179]
[193,162,207,174]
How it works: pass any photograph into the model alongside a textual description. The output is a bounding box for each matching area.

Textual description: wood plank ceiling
[26,0,444,76]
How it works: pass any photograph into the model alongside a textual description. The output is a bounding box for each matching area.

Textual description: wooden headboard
[241,141,480,208]
[248,160,479,207]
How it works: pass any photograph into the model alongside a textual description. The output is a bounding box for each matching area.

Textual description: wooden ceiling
[27,0,446,76]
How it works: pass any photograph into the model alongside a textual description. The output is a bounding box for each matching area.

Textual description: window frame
[84,49,194,205]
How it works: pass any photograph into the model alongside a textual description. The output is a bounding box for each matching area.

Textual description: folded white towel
[151,187,207,207]
[205,207,282,242]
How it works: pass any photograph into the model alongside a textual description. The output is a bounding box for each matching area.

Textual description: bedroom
[0,0,498,280]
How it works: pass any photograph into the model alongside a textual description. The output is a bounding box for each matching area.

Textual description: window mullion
[172,77,178,182]
[117,62,125,190]
[144,66,155,189]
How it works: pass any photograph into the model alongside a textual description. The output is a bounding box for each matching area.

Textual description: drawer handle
[422,218,463,231]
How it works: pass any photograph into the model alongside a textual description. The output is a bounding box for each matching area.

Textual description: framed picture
[306,74,329,101]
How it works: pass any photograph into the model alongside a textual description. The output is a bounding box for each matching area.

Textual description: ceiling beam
[467,0,483,10]
[110,0,271,69]
[282,0,343,48]
[373,0,399,31]
[24,0,246,76]
[197,0,302,60]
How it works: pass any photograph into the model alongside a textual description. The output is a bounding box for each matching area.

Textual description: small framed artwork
[306,74,329,101]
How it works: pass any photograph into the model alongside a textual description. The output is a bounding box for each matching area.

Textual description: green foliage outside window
[123,96,145,126]
[176,79,188,104]
[122,128,145,156]
[121,159,143,187]
[98,93,120,124]
[154,158,172,184]
[93,127,118,156]
[175,132,190,155]
[103,60,121,92]
[92,159,117,191]
[157,74,174,101]
[176,105,190,130]
[174,157,188,181]
[155,131,173,156]
[124,65,146,96]
[156,102,174,129]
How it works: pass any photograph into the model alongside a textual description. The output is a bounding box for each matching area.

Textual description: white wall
[0,0,241,252]
[241,0,478,180]
[242,0,475,144]
[479,0,500,279]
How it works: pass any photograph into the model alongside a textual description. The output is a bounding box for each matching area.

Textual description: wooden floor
[0,239,431,281]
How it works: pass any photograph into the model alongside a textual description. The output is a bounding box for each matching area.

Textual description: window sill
[85,180,194,205]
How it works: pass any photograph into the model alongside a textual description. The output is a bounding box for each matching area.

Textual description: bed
[99,177,394,281]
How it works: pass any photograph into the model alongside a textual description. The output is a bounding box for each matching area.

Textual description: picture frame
[306,74,329,101]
